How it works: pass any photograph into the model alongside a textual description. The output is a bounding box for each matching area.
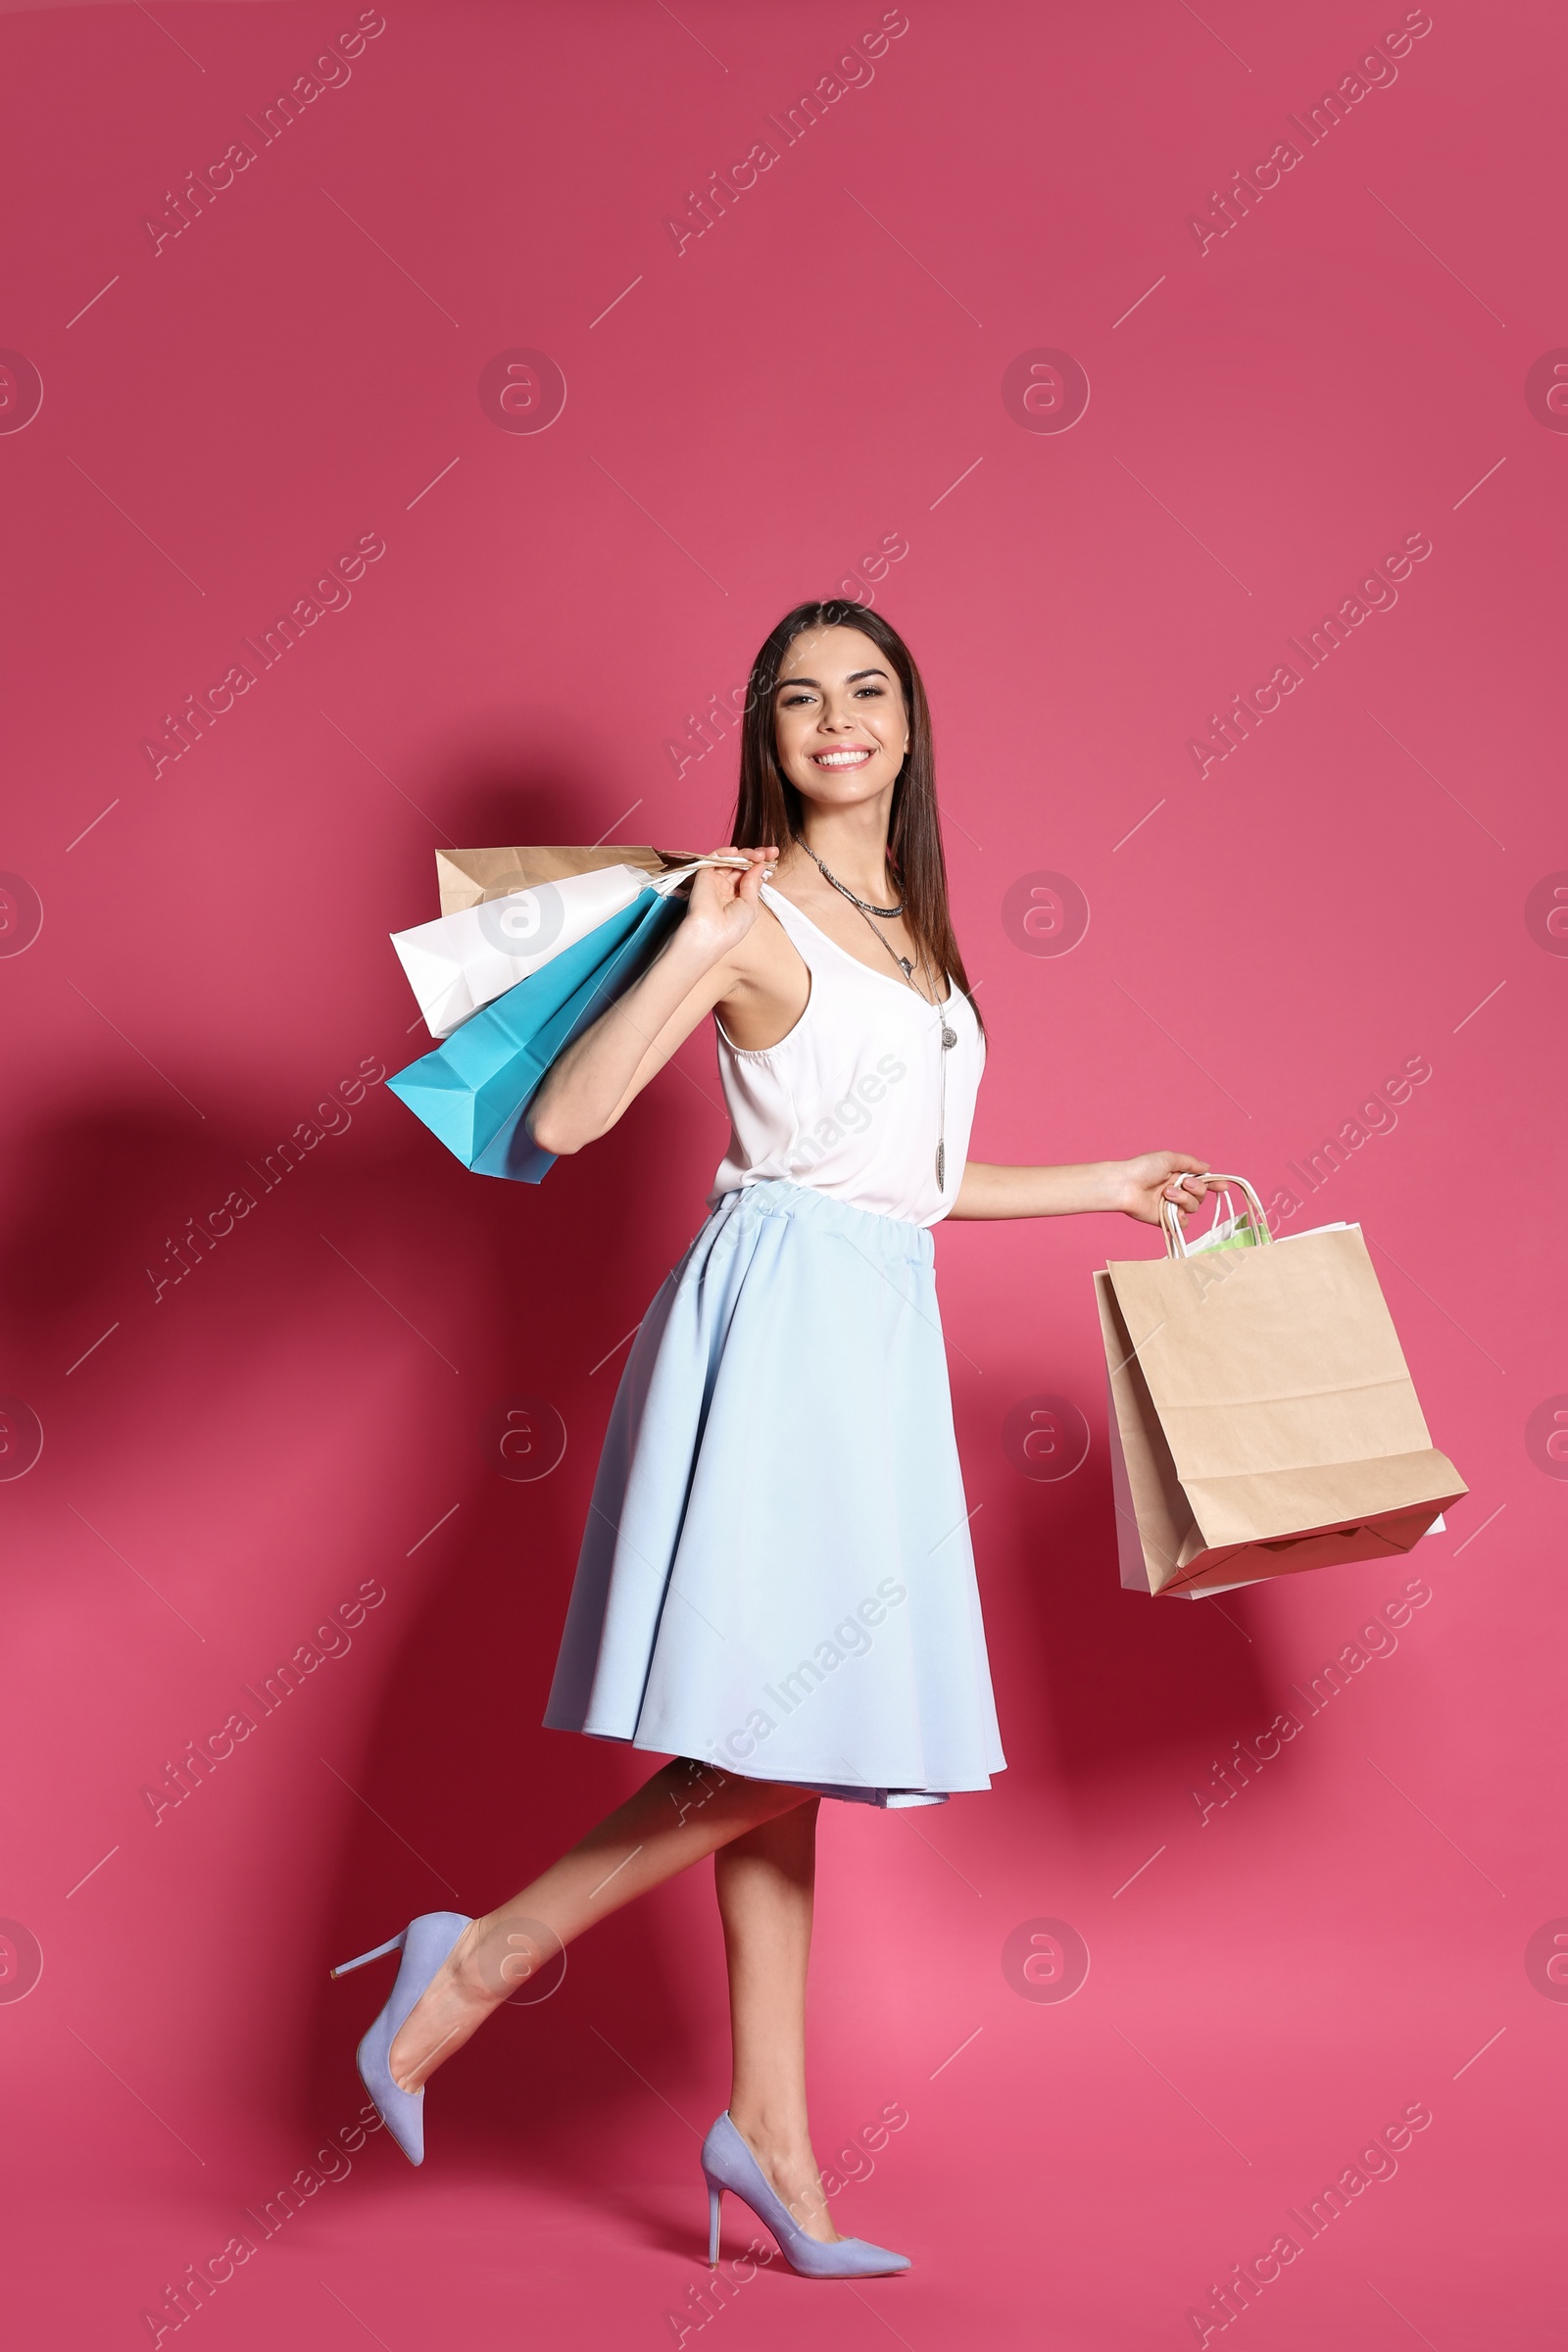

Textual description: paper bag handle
[650,855,759,899]
[1161,1171,1271,1259]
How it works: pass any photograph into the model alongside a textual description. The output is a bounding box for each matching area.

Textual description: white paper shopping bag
[393,862,660,1038]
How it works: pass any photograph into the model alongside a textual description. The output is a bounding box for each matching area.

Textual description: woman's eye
[854,684,885,698]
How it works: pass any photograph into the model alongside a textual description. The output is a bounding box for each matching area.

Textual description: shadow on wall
[0,1011,724,2169]
[311,1098,727,2182]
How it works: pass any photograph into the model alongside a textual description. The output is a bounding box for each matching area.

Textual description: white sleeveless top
[708,884,985,1229]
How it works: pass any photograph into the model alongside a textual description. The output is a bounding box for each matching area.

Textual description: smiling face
[771,623,910,812]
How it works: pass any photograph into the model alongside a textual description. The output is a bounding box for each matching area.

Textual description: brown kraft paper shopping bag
[1095,1174,1466,1597]
[434,845,703,918]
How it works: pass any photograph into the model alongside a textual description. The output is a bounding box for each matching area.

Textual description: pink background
[1,1,1562,2343]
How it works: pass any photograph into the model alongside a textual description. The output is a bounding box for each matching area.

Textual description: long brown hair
[729,600,981,1026]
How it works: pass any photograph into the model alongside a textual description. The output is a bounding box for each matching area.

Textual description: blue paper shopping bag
[387,881,688,1182]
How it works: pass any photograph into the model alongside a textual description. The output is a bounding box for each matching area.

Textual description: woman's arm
[948,1152,1210,1225]
[526,848,776,1155]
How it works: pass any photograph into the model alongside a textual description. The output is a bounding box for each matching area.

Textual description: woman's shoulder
[711,889,813,1051]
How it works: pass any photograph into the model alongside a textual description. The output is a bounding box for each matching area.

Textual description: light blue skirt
[543,1179,1005,1806]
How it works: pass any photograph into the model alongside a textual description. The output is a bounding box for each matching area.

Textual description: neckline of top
[760,881,954,1009]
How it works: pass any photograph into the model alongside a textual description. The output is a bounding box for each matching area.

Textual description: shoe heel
[329,1929,408,1981]
[698,2113,910,2279]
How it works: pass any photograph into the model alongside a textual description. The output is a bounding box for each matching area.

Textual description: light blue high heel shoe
[701,2112,911,2278]
[330,1911,471,2166]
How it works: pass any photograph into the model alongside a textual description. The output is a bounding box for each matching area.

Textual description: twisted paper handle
[1160,1171,1271,1259]
[650,854,763,898]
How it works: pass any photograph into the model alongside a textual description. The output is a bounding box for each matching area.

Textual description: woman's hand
[678,846,778,965]
[1113,1152,1211,1227]
[949,1154,1212,1221]
[526,844,778,1156]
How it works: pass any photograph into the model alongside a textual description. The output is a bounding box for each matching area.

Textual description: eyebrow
[775,667,889,690]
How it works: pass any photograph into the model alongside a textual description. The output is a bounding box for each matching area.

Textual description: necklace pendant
[898,956,914,977]
[936,1139,946,1191]
[940,1023,956,1050]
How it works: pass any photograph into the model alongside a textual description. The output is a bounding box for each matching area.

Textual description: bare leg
[388,1760,811,2090]
[715,1801,840,2245]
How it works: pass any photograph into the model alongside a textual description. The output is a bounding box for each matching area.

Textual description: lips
[810,747,874,768]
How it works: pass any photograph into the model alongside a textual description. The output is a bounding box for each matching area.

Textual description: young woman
[334,600,1210,2279]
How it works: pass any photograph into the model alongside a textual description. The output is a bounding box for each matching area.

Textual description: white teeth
[814,750,870,766]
